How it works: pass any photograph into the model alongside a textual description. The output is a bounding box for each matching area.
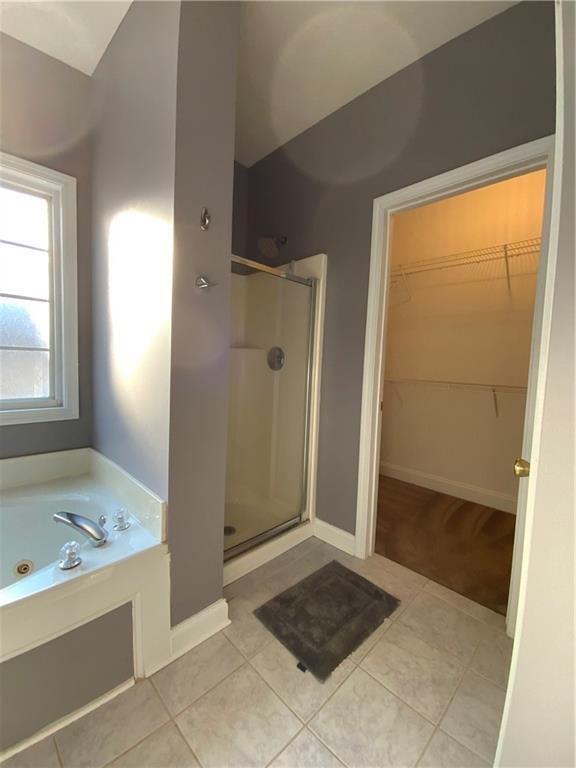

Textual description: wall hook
[200,207,211,231]
[196,276,217,290]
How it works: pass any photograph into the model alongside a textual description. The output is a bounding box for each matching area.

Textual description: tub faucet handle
[113,508,131,531]
[59,541,82,570]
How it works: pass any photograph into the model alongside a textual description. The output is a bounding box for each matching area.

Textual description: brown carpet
[376,475,516,615]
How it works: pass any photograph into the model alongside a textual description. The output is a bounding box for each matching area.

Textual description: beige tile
[309,668,433,767]
[176,665,300,768]
[418,730,489,767]
[400,593,483,664]
[251,639,355,721]
[352,560,422,613]
[152,632,243,715]
[347,620,392,664]
[470,626,513,689]
[361,622,464,723]
[55,681,169,768]
[441,671,505,763]
[108,723,198,767]
[1,737,60,768]
[368,554,429,590]
[270,729,343,768]
[224,594,275,658]
[424,582,506,630]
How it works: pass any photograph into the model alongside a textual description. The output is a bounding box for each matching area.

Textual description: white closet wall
[380,170,546,513]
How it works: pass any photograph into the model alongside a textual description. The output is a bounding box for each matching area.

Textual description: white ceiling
[0,1,131,76]
[0,1,516,165]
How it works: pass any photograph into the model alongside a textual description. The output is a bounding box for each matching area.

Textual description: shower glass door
[224,258,314,558]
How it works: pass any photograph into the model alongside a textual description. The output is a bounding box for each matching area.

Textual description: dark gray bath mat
[254,560,400,681]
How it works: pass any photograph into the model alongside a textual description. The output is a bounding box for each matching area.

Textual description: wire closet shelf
[390,236,541,279]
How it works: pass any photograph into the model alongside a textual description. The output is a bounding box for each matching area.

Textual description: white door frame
[355,135,556,635]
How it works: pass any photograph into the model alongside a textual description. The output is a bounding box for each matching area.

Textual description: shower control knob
[59,541,82,570]
[113,508,131,531]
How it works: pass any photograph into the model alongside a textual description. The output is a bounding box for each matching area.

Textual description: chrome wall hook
[200,207,211,231]
[195,276,217,290]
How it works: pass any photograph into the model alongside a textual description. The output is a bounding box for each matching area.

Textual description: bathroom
[0,2,574,767]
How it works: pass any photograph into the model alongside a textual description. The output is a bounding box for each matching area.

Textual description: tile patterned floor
[4,539,512,768]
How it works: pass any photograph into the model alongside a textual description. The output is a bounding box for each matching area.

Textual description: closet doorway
[376,169,546,615]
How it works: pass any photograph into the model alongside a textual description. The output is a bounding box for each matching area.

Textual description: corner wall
[92,2,181,499]
[245,1,556,534]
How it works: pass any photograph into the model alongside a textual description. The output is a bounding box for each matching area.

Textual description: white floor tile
[440,671,506,763]
[55,681,169,768]
[152,632,244,715]
[175,665,300,768]
[361,622,464,723]
[423,582,506,630]
[107,722,198,767]
[399,593,484,664]
[469,625,513,689]
[270,729,344,768]
[309,668,434,767]
[418,730,489,767]
[251,639,355,722]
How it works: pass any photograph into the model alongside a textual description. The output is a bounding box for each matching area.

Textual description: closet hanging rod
[390,237,541,278]
[384,378,527,393]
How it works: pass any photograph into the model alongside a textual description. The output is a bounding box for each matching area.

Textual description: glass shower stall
[224,255,315,559]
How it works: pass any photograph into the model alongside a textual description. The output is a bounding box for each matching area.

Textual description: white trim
[313,518,356,556]
[380,461,517,515]
[0,151,79,426]
[355,136,556,636]
[0,679,134,763]
[223,521,314,586]
[168,598,230,665]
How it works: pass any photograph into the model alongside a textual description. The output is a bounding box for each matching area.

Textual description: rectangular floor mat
[254,560,400,681]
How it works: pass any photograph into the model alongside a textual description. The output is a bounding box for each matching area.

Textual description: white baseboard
[380,462,517,514]
[0,679,134,762]
[223,522,313,586]
[313,518,357,555]
[169,598,230,664]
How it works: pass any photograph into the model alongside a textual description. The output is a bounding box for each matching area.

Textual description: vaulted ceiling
[0,1,517,166]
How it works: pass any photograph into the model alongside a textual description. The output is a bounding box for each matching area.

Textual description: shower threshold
[223,515,303,561]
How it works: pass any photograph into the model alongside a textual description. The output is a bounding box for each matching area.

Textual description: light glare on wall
[108,210,173,382]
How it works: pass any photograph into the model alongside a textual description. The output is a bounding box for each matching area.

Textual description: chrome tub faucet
[53,511,108,547]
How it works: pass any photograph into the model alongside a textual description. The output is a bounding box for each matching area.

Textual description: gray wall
[168,1,240,625]
[232,161,249,257]
[0,34,93,458]
[0,604,133,750]
[243,1,556,533]
[92,1,180,499]
[497,2,575,764]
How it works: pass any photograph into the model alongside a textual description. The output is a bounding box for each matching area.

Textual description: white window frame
[0,152,79,425]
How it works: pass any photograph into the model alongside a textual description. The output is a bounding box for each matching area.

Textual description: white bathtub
[0,449,171,679]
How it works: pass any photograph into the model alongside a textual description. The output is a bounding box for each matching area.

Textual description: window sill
[0,404,79,427]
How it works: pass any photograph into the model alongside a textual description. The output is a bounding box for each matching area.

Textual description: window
[0,152,78,425]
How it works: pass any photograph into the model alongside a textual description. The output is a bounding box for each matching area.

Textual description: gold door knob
[514,458,530,478]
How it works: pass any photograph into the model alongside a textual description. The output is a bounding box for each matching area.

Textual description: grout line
[263,724,306,768]
[166,657,249,720]
[415,725,439,767]
[52,735,64,768]
[171,711,205,768]
[99,719,170,768]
